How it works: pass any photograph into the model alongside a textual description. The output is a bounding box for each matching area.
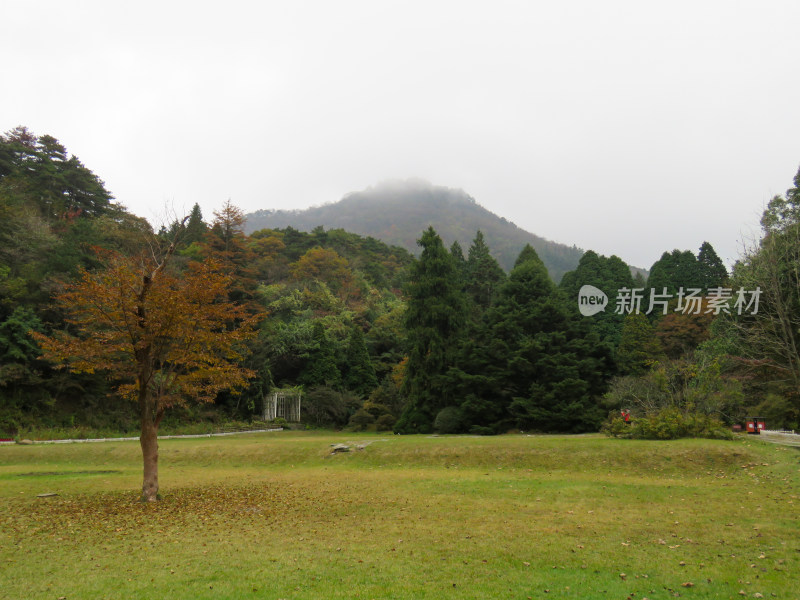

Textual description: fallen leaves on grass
[1,481,359,545]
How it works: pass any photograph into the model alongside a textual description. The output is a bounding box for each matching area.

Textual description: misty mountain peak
[246,182,582,280]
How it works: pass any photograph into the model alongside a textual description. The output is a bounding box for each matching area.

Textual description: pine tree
[450,240,467,276]
[394,227,466,433]
[0,128,112,220]
[466,230,506,310]
[0,127,113,222]
[697,241,728,292]
[514,244,540,268]
[202,200,257,304]
[183,203,207,246]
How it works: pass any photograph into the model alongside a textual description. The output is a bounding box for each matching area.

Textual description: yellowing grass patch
[1,433,798,599]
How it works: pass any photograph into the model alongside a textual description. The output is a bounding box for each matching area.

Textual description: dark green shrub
[468,424,496,436]
[348,408,375,431]
[393,408,433,434]
[375,413,396,431]
[362,401,391,419]
[302,386,357,428]
[434,406,465,434]
[367,378,405,419]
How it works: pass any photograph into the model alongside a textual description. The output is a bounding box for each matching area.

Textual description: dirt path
[0,427,283,446]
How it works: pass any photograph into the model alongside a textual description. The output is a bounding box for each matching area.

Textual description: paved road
[758,430,800,447]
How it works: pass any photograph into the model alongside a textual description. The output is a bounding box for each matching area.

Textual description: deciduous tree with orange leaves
[289,246,356,300]
[34,236,261,501]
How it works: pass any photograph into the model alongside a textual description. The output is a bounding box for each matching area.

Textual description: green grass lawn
[1,432,798,599]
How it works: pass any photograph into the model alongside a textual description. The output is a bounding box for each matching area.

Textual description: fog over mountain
[245,179,586,281]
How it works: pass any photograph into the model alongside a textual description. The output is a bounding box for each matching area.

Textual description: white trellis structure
[263,389,301,422]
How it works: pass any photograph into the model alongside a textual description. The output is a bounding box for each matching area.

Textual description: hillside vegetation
[3,126,800,444]
[245,179,584,281]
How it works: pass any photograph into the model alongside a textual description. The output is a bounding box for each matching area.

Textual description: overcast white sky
[3,0,799,269]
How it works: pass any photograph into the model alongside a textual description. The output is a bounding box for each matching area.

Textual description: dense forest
[2,127,799,438]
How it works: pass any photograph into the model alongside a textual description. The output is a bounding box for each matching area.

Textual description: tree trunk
[140,417,159,502]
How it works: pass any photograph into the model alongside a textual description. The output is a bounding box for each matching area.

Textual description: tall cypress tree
[449,240,469,293]
[395,227,466,433]
[466,230,506,311]
[183,203,207,246]
[560,250,634,351]
[697,241,728,292]
[450,240,466,269]
[487,245,609,432]
[445,232,507,432]
[648,250,702,295]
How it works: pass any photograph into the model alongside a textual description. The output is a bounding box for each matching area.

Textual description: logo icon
[578,285,608,316]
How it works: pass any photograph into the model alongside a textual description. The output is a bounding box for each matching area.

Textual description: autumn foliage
[289,246,357,300]
[34,247,261,500]
[37,251,259,401]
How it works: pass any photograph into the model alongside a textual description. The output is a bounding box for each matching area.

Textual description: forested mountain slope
[245,179,584,281]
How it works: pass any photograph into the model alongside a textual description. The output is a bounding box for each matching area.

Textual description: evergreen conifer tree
[184,203,207,246]
[202,200,258,304]
[486,245,609,432]
[560,250,634,351]
[446,232,507,432]
[394,227,466,433]
[697,241,728,291]
[648,250,702,295]
[466,230,506,310]
[450,240,466,268]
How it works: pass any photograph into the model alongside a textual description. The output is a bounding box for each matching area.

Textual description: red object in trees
[745,417,765,434]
